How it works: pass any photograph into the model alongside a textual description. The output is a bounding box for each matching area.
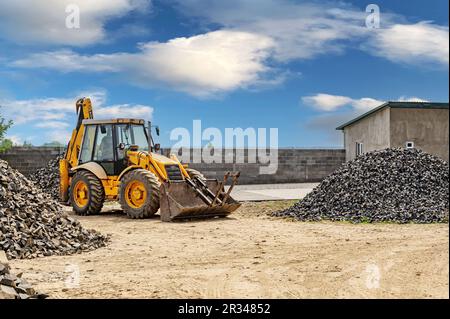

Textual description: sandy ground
[9,201,449,299]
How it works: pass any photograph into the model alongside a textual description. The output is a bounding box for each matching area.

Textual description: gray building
[337,101,449,162]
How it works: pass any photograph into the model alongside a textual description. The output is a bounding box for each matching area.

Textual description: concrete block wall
[0,147,345,183]
[0,147,65,176]
[162,148,345,184]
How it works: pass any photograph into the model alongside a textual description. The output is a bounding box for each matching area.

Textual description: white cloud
[5,1,448,98]
[397,96,430,103]
[366,22,449,66]
[175,1,449,67]
[302,93,431,113]
[45,130,72,144]
[302,94,354,111]
[35,121,70,129]
[12,50,120,72]
[5,134,23,146]
[1,96,76,124]
[96,104,153,119]
[173,0,370,62]
[12,30,276,97]
[350,98,384,111]
[0,90,154,143]
[302,94,383,112]
[0,0,150,46]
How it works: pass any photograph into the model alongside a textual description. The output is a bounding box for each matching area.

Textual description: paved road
[227,183,319,201]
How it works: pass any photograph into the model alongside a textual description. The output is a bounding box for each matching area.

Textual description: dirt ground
[9,201,449,299]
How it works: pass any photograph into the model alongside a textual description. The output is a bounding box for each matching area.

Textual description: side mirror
[155,126,160,136]
[154,143,161,152]
[118,142,126,150]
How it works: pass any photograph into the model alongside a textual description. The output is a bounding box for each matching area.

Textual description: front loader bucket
[159,179,241,222]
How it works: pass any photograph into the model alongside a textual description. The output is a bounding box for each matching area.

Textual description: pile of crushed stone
[1,251,48,299]
[0,160,108,259]
[273,148,449,223]
[29,155,63,201]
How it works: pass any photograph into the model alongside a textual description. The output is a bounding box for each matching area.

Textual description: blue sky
[0,0,448,147]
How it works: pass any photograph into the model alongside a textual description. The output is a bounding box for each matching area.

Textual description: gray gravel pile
[273,148,449,223]
[1,251,48,299]
[29,155,63,201]
[0,159,108,259]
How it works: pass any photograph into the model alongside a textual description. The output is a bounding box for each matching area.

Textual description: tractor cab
[78,119,158,176]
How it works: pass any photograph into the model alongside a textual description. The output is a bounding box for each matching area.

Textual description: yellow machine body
[60,98,241,221]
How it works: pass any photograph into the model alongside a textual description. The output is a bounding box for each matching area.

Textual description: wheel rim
[125,180,147,208]
[73,181,89,208]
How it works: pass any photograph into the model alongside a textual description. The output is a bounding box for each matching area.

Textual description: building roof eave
[335,101,449,130]
[335,102,390,130]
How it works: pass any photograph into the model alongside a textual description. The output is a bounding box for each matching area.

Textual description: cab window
[94,125,114,161]
[116,124,149,152]
[79,125,96,163]
[132,125,149,151]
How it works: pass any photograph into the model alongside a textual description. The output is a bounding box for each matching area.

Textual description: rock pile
[0,159,108,259]
[29,155,63,201]
[273,148,449,223]
[1,251,48,299]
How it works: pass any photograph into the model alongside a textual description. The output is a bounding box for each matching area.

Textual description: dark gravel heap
[0,160,108,259]
[1,251,48,299]
[273,148,449,223]
[29,155,63,201]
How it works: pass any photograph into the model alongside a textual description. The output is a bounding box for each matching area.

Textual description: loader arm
[60,98,93,202]
[65,97,94,166]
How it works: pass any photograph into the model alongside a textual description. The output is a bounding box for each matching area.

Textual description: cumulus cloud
[174,1,449,66]
[0,0,150,46]
[0,90,154,143]
[302,93,431,113]
[1,96,76,124]
[366,22,449,66]
[173,0,370,62]
[302,93,383,112]
[5,1,448,98]
[302,94,354,111]
[35,121,71,129]
[12,30,276,97]
[12,50,120,72]
[95,104,153,119]
[350,98,385,111]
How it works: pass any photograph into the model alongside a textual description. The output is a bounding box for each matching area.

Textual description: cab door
[114,124,129,175]
[92,124,115,175]
[79,124,96,165]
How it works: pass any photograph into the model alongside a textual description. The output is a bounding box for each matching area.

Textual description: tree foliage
[0,108,13,152]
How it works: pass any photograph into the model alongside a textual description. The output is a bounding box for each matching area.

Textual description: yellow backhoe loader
[59,97,241,221]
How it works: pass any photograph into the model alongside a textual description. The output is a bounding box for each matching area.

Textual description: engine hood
[150,152,180,165]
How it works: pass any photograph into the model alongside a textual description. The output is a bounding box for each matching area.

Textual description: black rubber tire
[119,169,161,219]
[70,170,105,216]
[185,168,206,181]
